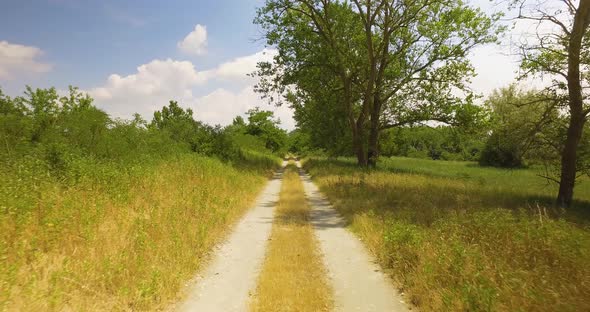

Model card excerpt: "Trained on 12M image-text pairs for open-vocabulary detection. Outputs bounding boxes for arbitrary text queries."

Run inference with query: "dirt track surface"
[299,164,408,312]
[177,164,284,312]
[177,160,408,311]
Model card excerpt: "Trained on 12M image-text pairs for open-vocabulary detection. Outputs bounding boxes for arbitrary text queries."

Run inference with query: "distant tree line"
[0,85,287,181]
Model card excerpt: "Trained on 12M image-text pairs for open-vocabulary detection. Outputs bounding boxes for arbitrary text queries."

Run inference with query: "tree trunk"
[367,128,379,168]
[557,0,590,208]
[353,126,368,166]
[557,115,586,207]
[341,74,368,167]
[356,3,377,168]
[367,96,382,168]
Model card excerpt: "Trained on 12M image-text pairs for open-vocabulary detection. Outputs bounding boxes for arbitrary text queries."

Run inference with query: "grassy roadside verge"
[1,153,278,311]
[250,164,332,312]
[304,157,590,311]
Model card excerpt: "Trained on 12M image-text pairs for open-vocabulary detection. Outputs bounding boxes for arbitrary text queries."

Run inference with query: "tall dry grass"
[305,157,590,311]
[250,165,332,312]
[1,154,277,311]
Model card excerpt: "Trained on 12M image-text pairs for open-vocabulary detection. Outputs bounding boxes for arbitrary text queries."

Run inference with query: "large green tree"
[254,0,501,166]
[245,107,288,153]
[151,100,215,153]
[480,85,561,168]
[514,0,590,207]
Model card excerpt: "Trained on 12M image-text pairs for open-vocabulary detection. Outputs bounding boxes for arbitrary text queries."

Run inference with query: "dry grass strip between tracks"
[250,164,333,312]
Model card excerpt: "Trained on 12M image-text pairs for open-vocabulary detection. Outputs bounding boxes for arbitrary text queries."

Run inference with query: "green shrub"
[479,131,524,168]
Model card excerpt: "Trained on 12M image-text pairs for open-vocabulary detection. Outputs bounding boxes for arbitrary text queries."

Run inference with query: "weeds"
[1,153,278,311]
[305,157,590,311]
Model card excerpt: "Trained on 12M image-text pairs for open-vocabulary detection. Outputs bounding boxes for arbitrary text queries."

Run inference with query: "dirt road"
[177,164,285,311]
[300,166,408,311]
[177,161,407,311]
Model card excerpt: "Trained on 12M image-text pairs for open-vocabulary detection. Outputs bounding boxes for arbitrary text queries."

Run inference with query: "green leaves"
[480,84,562,168]
[245,108,288,153]
[0,84,280,179]
[254,0,502,160]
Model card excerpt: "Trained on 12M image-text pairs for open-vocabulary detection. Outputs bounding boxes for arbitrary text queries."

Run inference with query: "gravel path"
[298,163,408,312]
[177,163,284,312]
[177,160,408,311]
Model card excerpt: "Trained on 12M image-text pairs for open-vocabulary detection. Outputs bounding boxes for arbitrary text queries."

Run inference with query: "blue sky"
[1,0,265,89]
[0,0,529,130]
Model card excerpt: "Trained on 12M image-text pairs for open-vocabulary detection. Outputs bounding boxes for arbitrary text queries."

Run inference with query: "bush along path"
[177,160,408,312]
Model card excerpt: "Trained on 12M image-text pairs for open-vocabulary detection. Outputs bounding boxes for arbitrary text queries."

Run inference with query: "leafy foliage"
[478,85,557,167]
[244,107,288,153]
[254,0,502,165]
[0,86,288,173]
[381,126,485,161]
[479,132,525,168]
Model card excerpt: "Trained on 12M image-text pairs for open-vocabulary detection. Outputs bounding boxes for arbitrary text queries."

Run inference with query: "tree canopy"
[254,0,503,166]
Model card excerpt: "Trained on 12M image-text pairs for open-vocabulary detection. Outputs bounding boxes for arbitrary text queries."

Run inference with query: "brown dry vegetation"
[305,157,590,312]
[1,155,277,311]
[250,164,333,312]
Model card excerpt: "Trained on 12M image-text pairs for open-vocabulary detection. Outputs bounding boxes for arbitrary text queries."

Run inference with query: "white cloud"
[88,49,295,130]
[178,24,208,55]
[89,58,206,118]
[0,41,52,80]
[190,86,295,129]
[209,48,277,81]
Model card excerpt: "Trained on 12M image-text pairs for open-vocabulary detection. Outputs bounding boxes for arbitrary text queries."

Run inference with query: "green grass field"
[304,156,590,311]
[381,157,590,203]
